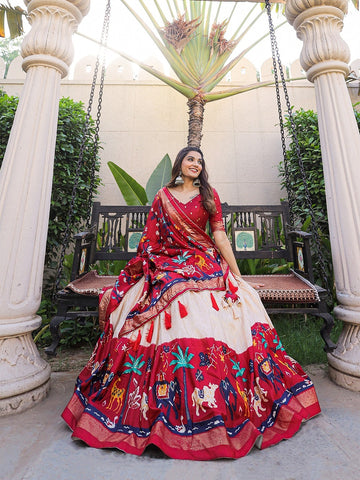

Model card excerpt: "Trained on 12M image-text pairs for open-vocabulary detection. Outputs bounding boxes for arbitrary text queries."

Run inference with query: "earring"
[193,178,201,187]
[175,172,184,185]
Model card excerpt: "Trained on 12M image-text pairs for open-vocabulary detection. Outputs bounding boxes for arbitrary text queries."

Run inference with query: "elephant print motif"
[153,377,181,419]
[257,353,284,392]
[192,383,218,416]
[219,377,237,420]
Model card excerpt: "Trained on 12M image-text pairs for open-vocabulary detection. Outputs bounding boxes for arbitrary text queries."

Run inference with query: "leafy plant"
[91,260,127,276]
[238,257,291,276]
[0,35,21,77]
[59,317,99,349]
[0,88,17,158]
[108,152,172,205]
[48,97,102,284]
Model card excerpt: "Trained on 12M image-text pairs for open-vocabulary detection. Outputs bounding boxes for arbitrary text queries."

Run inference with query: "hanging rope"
[264,0,332,296]
[53,0,111,295]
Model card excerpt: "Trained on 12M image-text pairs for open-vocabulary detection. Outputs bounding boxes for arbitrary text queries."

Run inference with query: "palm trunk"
[120,372,132,422]
[183,367,191,426]
[187,96,206,148]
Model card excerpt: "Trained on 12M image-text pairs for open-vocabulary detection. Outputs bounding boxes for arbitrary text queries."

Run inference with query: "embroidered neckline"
[166,187,200,205]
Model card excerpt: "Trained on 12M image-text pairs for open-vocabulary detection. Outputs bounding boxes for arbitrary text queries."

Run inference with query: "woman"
[62,147,320,460]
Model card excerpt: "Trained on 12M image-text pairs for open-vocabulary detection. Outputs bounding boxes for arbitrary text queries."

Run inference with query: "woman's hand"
[246,281,265,290]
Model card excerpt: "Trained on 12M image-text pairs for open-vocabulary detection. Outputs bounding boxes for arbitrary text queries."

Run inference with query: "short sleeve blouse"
[209,189,225,233]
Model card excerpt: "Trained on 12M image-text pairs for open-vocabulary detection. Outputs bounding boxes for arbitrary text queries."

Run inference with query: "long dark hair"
[167,146,216,214]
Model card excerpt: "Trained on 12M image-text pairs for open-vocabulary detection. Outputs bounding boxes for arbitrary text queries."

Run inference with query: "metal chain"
[85,3,111,227]
[267,27,296,227]
[265,0,332,295]
[54,0,111,295]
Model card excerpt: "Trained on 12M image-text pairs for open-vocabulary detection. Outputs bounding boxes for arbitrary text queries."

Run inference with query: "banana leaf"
[146,153,172,203]
[108,161,148,205]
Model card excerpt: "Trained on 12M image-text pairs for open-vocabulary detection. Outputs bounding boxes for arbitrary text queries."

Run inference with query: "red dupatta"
[100,188,228,336]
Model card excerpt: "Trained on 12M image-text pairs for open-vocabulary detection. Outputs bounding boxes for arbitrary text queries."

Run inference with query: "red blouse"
[167,188,225,233]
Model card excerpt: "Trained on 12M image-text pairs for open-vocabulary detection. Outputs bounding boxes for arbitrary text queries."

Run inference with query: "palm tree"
[80,0,287,148]
[170,345,194,425]
[116,0,287,148]
[79,0,360,147]
[120,352,146,421]
[0,1,26,39]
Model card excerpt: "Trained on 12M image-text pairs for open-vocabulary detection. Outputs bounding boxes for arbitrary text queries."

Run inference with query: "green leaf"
[301,215,312,232]
[108,161,148,205]
[203,80,275,103]
[0,9,5,38]
[145,153,172,203]
[7,8,23,39]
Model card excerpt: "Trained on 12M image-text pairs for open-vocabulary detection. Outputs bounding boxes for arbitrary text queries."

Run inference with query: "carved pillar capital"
[285,0,350,82]
[21,0,90,77]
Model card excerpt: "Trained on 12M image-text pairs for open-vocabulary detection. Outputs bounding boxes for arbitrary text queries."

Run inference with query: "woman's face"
[181,151,203,180]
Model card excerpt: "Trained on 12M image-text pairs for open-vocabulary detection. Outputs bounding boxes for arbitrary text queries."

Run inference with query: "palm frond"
[0,3,25,39]
[203,80,276,103]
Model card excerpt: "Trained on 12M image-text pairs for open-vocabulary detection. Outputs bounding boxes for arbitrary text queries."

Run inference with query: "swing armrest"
[74,230,94,240]
[71,231,96,281]
[286,231,314,284]
[287,230,312,239]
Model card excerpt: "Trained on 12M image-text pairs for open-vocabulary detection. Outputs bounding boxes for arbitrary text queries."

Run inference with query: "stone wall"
[1,54,359,206]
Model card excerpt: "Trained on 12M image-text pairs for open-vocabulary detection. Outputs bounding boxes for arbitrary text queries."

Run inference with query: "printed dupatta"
[100,188,229,336]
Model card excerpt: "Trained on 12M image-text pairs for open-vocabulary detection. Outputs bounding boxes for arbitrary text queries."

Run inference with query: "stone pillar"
[0,0,90,415]
[286,0,360,391]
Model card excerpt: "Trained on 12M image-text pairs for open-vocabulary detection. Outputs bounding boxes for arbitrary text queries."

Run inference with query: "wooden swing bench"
[45,201,336,356]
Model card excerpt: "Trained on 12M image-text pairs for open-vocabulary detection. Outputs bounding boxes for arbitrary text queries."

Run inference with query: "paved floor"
[1,364,359,480]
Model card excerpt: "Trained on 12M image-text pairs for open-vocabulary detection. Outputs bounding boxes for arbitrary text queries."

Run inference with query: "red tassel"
[210,292,219,311]
[165,311,172,329]
[133,330,141,351]
[178,301,188,318]
[146,321,154,343]
[228,279,238,294]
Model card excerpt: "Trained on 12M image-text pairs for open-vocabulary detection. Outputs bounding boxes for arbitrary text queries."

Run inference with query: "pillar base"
[0,320,51,416]
[0,377,51,416]
[327,310,360,392]
[328,364,360,392]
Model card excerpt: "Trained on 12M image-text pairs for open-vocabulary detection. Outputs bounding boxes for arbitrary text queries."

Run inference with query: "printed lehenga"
[62,187,320,460]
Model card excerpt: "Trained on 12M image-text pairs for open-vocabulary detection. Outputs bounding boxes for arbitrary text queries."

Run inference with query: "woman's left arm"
[210,189,263,288]
[213,230,264,289]
[213,230,241,277]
